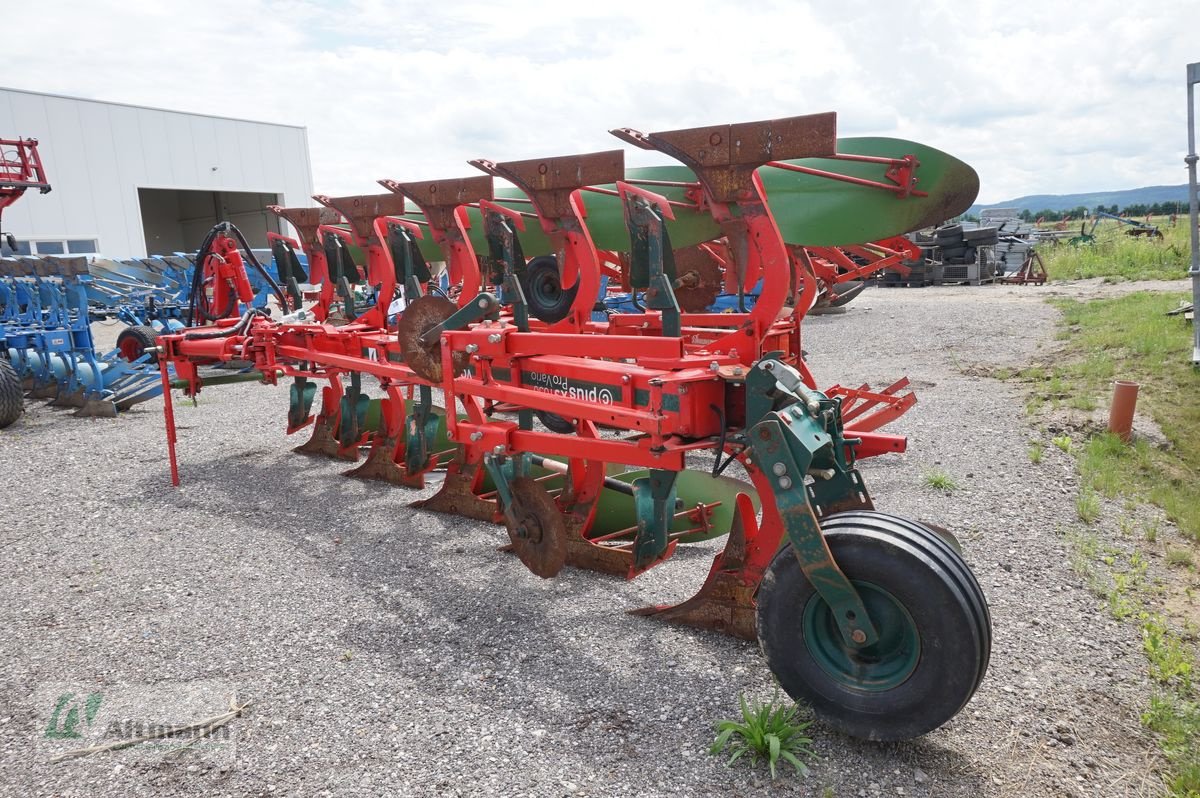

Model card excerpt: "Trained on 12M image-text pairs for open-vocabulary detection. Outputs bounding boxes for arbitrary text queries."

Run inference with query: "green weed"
[1053,435,1072,453]
[1028,443,1044,464]
[710,692,816,780]
[1076,489,1101,524]
[922,469,958,493]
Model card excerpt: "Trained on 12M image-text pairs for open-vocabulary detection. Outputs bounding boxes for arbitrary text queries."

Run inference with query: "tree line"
[1013,201,1188,222]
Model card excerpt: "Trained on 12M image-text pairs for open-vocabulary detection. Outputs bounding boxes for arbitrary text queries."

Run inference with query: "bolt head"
[487,333,501,344]
[778,476,792,490]
[772,462,787,476]
[851,630,867,644]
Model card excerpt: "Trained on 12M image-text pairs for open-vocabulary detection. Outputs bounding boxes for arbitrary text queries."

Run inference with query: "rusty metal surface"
[343,436,425,488]
[395,295,467,383]
[628,504,758,639]
[505,477,568,579]
[293,418,357,461]
[671,244,724,312]
[559,514,633,576]
[613,114,837,203]
[415,466,499,522]
[471,150,624,219]
[267,206,342,248]
[313,193,408,242]
[382,176,493,230]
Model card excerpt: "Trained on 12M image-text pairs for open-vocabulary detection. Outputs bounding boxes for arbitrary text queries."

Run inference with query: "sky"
[3,0,1197,204]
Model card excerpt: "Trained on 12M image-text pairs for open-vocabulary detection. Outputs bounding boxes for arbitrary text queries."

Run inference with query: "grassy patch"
[1028,443,1044,464]
[1031,289,1200,794]
[1049,293,1200,541]
[1039,218,1190,282]
[922,469,958,492]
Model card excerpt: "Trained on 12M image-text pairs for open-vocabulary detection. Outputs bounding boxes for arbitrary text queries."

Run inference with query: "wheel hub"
[505,477,567,578]
[802,580,920,692]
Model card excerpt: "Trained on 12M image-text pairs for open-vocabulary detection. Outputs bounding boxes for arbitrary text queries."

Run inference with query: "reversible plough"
[155,113,990,741]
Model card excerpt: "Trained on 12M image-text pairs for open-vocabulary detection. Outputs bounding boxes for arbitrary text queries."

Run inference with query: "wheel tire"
[116,325,159,362]
[0,358,23,429]
[757,510,990,741]
[535,410,575,433]
[520,255,577,324]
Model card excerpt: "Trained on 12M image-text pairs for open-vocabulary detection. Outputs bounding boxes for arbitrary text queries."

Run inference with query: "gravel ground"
[0,279,1183,797]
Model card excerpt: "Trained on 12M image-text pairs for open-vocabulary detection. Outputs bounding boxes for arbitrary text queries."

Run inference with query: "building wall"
[0,87,314,257]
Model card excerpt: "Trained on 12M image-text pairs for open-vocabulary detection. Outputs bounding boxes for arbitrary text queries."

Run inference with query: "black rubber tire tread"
[757,510,990,740]
[935,224,963,237]
[963,228,998,242]
[520,255,577,324]
[825,511,991,691]
[116,325,160,362]
[0,357,24,429]
[535,410,575,434]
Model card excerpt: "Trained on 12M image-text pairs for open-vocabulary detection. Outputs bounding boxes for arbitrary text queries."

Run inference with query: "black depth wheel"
[520,255,577,324]
[0,357,23,429]
[116,325,160,363]
[756,510,990,741]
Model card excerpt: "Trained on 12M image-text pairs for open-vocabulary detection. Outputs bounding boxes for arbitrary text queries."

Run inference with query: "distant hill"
[968,184,1191,215]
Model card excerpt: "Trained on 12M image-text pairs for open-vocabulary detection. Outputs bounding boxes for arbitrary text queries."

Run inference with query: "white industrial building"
[0,87,314,258]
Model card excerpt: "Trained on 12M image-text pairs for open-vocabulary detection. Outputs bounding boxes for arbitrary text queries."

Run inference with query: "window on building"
[0,238,99,257]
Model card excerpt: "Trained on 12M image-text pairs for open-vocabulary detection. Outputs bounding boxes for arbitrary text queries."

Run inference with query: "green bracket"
[404,384,440,474]
[337,372,370,444]
[483,210,531,332]
[622,193,681,337]
[483,452,532,514]
[747,356,879,649]
[415,292,501,348]
[337,275,357,318]
[288,376,317,428]
[388,223,432,300]
[630,468,678,570]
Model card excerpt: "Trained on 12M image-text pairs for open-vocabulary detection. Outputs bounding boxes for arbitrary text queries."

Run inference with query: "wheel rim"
[117,336,142,362]
[801,580,920,692]
[528,269,562,310]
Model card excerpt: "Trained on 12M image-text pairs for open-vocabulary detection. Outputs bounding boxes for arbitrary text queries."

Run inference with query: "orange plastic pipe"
[1107,380,1140,443]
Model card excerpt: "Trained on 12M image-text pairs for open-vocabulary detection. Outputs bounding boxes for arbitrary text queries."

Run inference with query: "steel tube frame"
[1187,61,1200,365]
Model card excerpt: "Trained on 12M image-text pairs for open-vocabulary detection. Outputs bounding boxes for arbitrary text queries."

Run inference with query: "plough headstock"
[470,150,624,220]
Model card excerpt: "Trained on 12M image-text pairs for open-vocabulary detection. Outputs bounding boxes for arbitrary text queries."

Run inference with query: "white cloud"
[4,0,1197,203]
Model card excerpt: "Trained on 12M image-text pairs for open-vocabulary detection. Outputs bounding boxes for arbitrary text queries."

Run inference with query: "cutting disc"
[672,245,724,312]
[506,477,567,579]
[396,295,468,382]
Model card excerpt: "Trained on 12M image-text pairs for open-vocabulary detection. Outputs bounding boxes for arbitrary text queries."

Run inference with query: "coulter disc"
[506,477,568,579]
[396,295,468,383]
[672,245,724,312]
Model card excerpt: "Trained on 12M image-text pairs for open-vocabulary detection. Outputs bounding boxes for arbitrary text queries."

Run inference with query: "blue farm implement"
[0,256,165,422]
[156,112,990,742]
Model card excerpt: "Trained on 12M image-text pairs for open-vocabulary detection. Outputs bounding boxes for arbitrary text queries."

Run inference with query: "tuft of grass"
[1076,489,1101,524]
[1166,548,1195,570]
[1052,435,1072,453]
[1028,443,1044,464]
[710,692,816,780]
[922,469,958,493]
